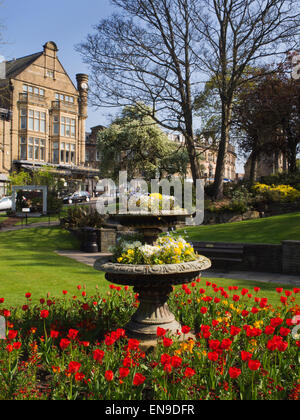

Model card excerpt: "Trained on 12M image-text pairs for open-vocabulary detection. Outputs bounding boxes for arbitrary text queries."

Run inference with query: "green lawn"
[0,225,298,308]
[180,212,300,244]
[0,227,106,307]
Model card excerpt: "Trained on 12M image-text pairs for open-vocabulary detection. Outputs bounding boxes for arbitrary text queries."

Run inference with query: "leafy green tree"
[9,168,63,214]
[97,104,190,181]
[8,171,32,188]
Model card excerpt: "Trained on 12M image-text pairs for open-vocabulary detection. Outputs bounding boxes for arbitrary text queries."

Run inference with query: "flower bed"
[0,282,299,400]
[111,235,198,265]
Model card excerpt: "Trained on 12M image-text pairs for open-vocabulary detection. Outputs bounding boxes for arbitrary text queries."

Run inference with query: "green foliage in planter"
[60,207,105,229]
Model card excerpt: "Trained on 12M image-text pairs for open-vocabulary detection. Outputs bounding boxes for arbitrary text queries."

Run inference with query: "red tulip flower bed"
[0,281,299,400]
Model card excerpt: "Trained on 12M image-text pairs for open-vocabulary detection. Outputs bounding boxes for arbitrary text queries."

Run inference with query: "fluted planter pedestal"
[95,258,211,348]
[127,284,181,338]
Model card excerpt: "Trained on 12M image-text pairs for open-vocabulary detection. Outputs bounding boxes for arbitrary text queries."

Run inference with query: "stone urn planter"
[95,257,211,343]
[94,212,211,346]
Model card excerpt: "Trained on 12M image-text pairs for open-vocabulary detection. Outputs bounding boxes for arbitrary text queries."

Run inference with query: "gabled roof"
[5,52,43,79]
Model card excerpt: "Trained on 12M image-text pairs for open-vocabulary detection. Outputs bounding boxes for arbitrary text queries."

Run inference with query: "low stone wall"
[282,241,300,275]
[193,240,300,274]
[262,201,300,217]
[98,228,117,253]
[68,227,117,253]
[204,201,300,225]
[237,243,282,273]
[204,210,260,225]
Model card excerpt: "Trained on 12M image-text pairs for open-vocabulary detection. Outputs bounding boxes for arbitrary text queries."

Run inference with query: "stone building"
[244,151,288,181]
[84,125,105,194]
[85,125,105,170]
[167,133,237,182]
[0,41,99,197]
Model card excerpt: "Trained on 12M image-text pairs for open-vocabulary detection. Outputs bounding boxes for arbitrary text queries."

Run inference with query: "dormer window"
[46,69,54,78]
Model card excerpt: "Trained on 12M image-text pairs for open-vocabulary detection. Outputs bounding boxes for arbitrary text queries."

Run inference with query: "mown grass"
[179,212,300,244]
[0,226,298,308]
[0,227,106,307]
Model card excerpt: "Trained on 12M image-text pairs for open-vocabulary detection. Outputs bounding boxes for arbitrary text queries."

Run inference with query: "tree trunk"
[287,137,297,173]
[213,101,232,200]
[184,107,202,185]
[249,152,258,186]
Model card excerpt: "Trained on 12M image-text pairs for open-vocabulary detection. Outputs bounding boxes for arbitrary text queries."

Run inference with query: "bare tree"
[78,0,300,194]
[194,0,300,198]
[77,0,205,184]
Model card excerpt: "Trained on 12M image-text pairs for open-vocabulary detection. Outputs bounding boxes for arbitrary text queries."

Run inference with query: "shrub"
[252,183,300,203]
[224,184,253,202]
[261,172,300,189]
[209,199,250,214]
[60,207,105,229]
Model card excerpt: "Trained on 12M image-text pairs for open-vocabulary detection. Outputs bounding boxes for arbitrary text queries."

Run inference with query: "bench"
[193,241,244,267]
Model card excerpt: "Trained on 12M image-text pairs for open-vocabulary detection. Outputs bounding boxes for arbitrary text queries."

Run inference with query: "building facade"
[85,125,105,170]
[0,41,99,197]
[244,151,288,181]
[167,133,237,182]
[84,128,237,185]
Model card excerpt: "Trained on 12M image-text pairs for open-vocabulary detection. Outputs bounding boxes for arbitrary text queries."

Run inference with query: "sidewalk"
[55,250,112,267]
[55,250,300,286]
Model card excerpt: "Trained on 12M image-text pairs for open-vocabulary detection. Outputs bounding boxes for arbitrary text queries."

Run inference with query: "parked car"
[0,196,12,211]
[63,191,91,205]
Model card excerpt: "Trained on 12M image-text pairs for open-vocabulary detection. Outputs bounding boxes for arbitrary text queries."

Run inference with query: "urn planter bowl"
[109,212,189,245]
[95,257,211,343]
[94,213,211,347]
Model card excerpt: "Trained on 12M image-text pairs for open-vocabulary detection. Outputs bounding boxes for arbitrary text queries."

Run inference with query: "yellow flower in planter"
[174,247,182,255]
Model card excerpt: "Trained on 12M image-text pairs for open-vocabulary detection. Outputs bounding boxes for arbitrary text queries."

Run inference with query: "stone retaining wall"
[282,241,300,275]
[193,240,300,274]
[204,201,300,225]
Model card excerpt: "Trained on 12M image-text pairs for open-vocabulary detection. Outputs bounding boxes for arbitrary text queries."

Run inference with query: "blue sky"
[1,0,117,130]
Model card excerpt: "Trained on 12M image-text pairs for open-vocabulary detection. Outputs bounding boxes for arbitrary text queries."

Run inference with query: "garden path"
[55,250,300,287]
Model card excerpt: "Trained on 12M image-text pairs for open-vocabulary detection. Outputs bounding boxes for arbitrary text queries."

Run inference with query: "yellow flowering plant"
[253,183,300,203]
[113,233,198,265]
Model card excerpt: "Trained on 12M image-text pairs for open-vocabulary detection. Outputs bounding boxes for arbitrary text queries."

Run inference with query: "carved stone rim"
[94,256,211,275]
